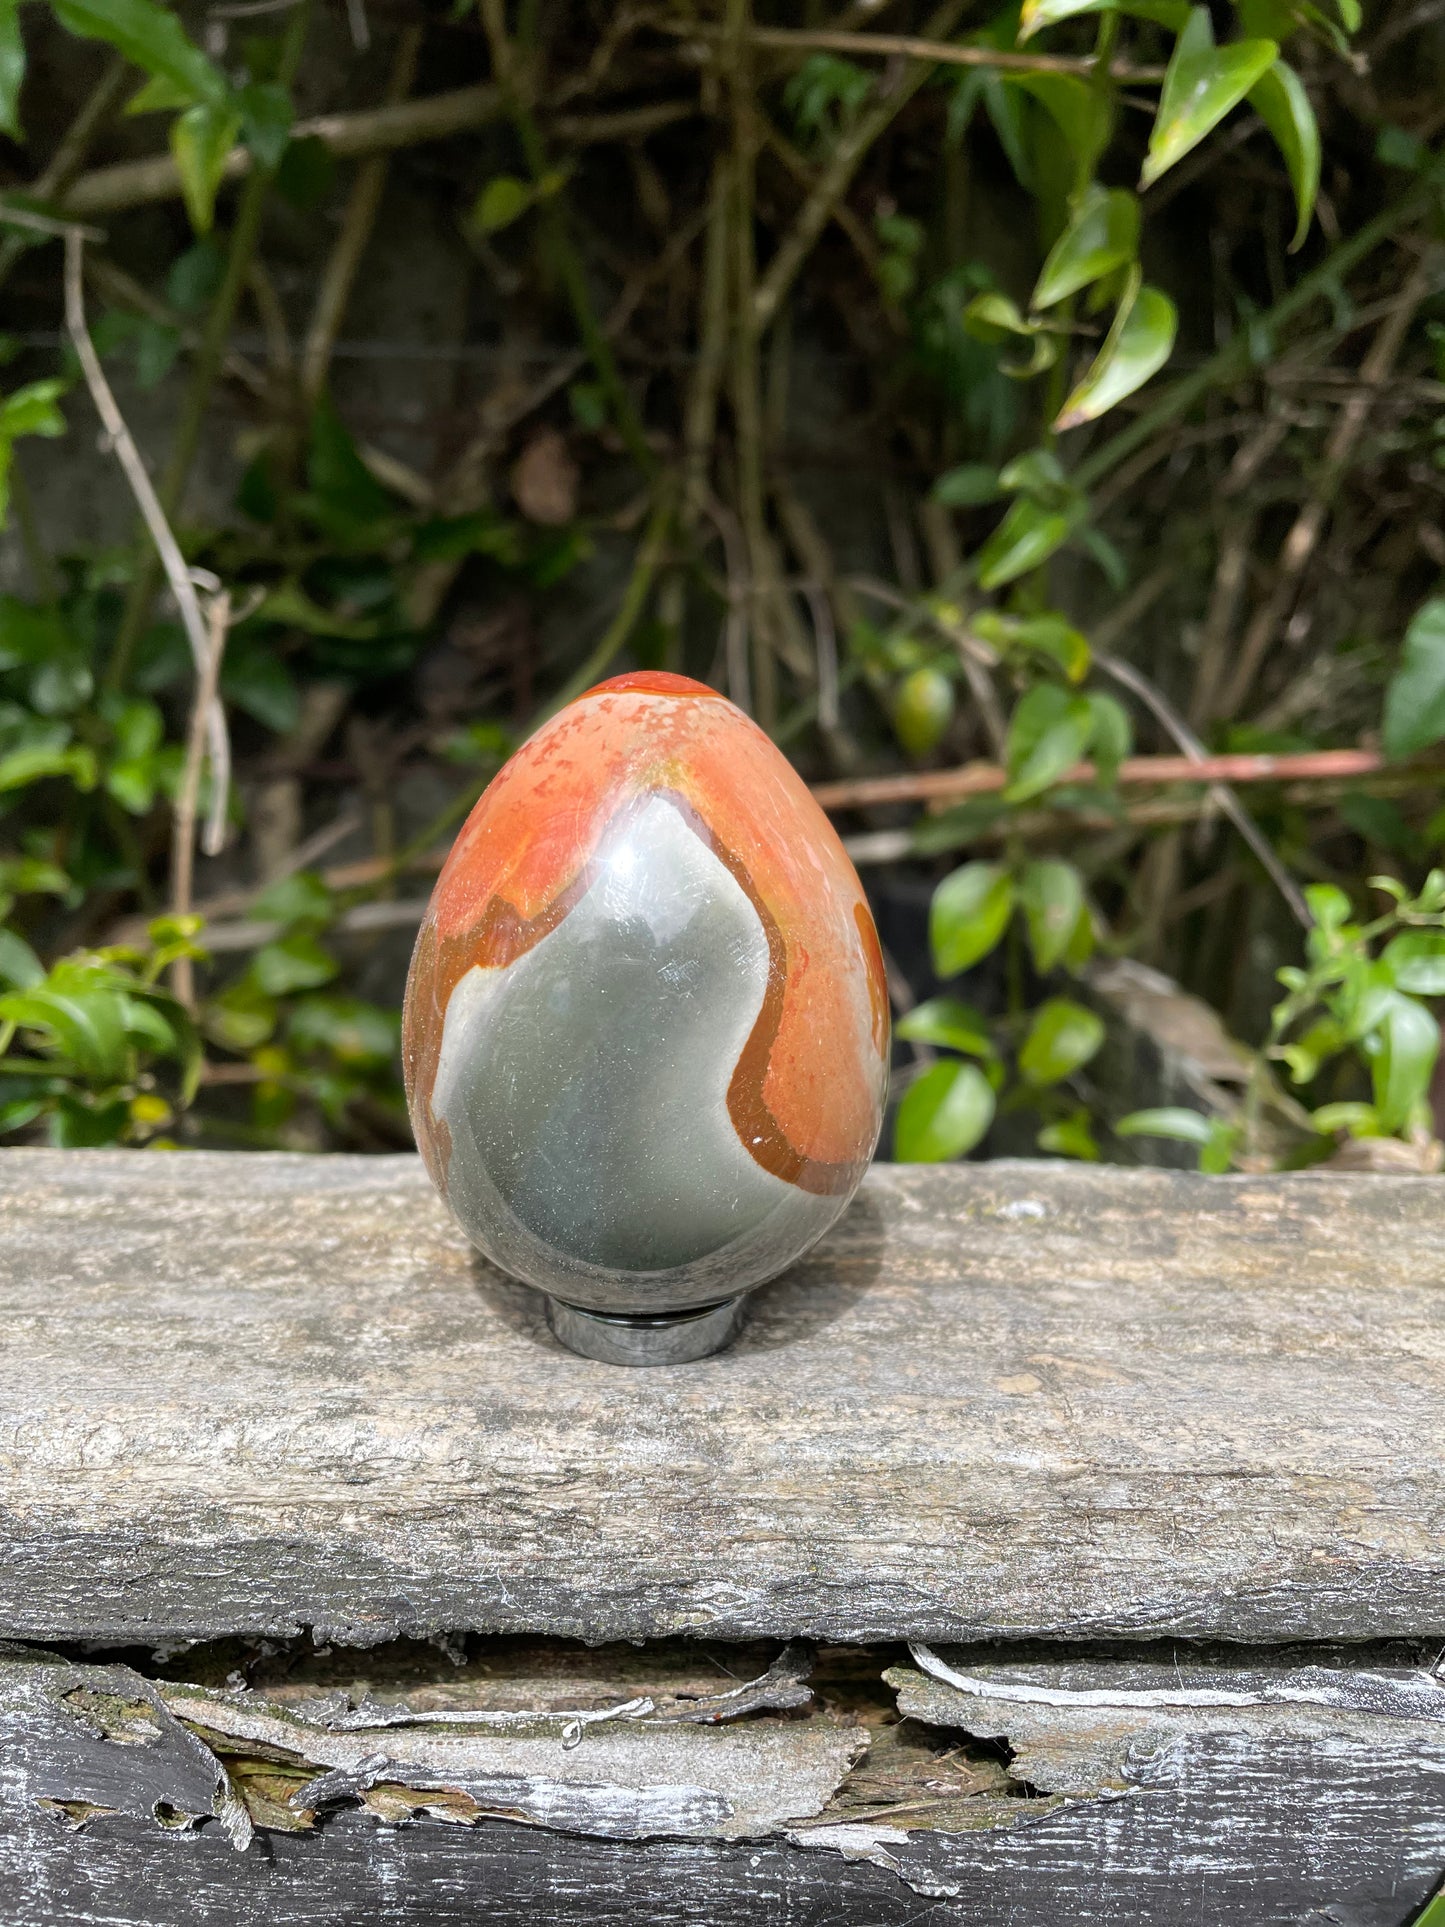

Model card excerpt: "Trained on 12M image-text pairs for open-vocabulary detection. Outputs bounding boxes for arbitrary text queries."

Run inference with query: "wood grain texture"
[3,1645,1445,1926]
[2,1148,1443,1647]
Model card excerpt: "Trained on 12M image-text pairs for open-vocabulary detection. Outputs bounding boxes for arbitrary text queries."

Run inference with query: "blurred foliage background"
[2,0,1445,1170]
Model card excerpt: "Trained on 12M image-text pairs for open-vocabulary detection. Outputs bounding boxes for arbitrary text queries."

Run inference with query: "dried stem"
[666,20,1165,82]
[1215,253,1438,719]
[63,230,230,858]
[299,25,424,409]
[1093,652,1311,927]
[809,745,1390,811]
[171,593,231,1010]
[751,0,967,334]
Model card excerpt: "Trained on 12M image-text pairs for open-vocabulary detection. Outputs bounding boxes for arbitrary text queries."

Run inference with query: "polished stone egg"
[402,671,889,1361]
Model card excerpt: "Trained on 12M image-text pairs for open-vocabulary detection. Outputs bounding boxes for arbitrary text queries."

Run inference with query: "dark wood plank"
[3,1148,1444,1646]
[3,1643,1444,1927]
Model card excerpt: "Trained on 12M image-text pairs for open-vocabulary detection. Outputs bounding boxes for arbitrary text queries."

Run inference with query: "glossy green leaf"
[1037,1110,1101,1159]
[170,101,243,234]
[52,0,225,107]
[895,1059,996,1162]
[251,931,338,996]
[1383,931,1445,997]
[287,995,399,1065]
[1005,684,1095,800]
[895,997,996,1058]
[974,611,1091,682]
[931,861,1015,977]
[1005,74,1113,190]
[1369,992,1438,1132]
[975,496,1078,590]
[253,869,332,926]
[0,742,96,792]
[0,927,42,990]
[893,666,955,757]
[125,70,195,114]
[0,0,23,141]
[933,463,1002,507]
[1116,1105,1215,1143]
[1383,598,1445,761]
[1086,690,1132,781]
[474,174,533,235]
[1056,275,1177,430]
[1019,996,1105,1085]
[1019,0,1189,40]
[1140,9,1278,189]
[238,81,293,171]
[1019,859,1086,972]
[1249,62,1320,251]
[1,379,66,441]
[1033,187,1140,311]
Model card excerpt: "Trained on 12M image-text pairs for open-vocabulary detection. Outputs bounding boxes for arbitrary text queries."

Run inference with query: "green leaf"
[0,927,42,989]
[894,1060,996,1162]
[237,81,293,171]
[306,393,393,525]
[974,611,1091,682]
[474,175,534,235]
[52,0,226,107]
[287,994,399,1065]
[1005,684,1094,800]
[1055,274,1178,430]
[1383,598,1445,761]
[220,644,300,734]
[253,869,332,925]
[1116,1105,1215,1143]
[1032,187,1140,311]
[1019,859,1085,972]
[1019,0,1189,40]
[1005,74,1113,190]
[1369,992,1438,1133]
[1383,931,1445,997]
[0,0,23,141]
[893,666,955,757]
[1037,1110,1100,1159]
[1086,690,1132,781]
[1141,9,1278,189]
[1249,62,1320,251]
[931,861,1016,977]
[125,70,196,114]
[975,496,1079,590]
[933,463,1002,507]
[251,931,338,996]
[1,378,67,440]
[895,996,996,1058]
[170,101,243,234]
[0,742,96,792]
[1019,996,1105,1085]
[0,982,129,1083]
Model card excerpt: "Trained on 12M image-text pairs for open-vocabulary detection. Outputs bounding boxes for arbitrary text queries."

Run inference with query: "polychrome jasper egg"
[402,671,889,1363]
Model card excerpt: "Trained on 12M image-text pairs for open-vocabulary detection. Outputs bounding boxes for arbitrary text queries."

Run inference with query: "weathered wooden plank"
[2,1148,1444,1646]
[2,1643,1444,1925]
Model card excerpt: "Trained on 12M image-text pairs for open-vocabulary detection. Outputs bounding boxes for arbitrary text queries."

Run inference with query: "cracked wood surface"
[2,1643,1444,1924]
[1,1148,1443,1646]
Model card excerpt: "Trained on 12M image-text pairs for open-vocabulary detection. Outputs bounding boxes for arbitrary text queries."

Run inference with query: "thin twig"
[0,204,104,242]
[300,25,423,409]
[752,0,967,334]
[58,93,695,220]
[663,19,1165,81]
[809,745,1389,811]
[171,593,231,1010]
[1093,652,1310,927]
[63,230,231,857]
[1215,253,1439,720]
[546,494,674,713]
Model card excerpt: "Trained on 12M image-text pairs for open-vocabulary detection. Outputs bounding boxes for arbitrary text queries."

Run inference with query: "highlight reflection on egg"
[402,671,889,1361]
